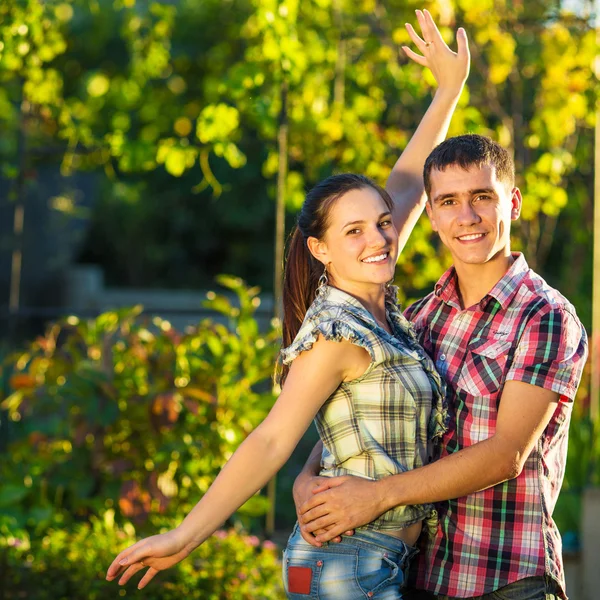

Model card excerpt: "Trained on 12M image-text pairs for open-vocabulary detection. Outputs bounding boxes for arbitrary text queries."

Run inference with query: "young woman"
[106,10,469,598]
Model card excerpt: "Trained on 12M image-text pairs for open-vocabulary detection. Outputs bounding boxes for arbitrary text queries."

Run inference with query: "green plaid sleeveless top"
[281,285,447,533]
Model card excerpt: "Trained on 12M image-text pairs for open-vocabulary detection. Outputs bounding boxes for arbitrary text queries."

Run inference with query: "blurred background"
[0,0,598,598]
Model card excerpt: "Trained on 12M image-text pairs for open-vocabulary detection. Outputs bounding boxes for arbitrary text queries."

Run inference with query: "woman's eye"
[379,220,392,227]
[347,228,360,235]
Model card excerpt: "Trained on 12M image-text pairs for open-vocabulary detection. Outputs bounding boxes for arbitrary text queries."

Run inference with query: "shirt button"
[439,354,446,362]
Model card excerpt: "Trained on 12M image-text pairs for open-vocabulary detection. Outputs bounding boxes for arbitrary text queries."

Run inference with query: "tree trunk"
[591,29,600,421]
[273,80,289,323]
[9,93,28,342]
[266,78,289,536]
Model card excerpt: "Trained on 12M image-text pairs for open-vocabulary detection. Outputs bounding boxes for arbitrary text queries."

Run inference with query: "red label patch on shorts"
[288,566,312,594]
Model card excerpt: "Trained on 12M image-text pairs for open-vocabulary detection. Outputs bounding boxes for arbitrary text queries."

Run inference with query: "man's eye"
[476,195,492,201]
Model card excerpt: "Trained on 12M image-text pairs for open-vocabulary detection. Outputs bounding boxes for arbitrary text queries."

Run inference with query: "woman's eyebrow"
[341,212,391,229]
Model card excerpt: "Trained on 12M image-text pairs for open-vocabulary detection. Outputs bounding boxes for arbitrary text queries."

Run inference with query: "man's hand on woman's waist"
[299,475,388,543]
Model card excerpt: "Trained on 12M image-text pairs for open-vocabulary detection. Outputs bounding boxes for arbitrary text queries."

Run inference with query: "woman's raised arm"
[387,9,470,252]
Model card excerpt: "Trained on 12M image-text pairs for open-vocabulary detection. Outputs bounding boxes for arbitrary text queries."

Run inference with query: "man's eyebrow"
[341,212,391,230]
[432,188,497,204]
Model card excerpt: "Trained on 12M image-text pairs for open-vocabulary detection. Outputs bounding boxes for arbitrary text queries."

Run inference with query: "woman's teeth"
[362,253,388,263]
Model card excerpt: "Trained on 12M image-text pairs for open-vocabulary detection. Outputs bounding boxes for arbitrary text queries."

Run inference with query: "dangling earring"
[316,264,329,298]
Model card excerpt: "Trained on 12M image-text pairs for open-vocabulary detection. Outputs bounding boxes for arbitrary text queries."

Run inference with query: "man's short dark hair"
[423,134,515,198]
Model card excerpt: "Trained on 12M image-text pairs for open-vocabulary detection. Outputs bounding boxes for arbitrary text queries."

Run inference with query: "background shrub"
[1,512,284,599]
[0,277,284,597]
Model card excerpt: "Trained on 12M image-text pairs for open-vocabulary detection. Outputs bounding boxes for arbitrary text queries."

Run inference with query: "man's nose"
[457,202,481,226]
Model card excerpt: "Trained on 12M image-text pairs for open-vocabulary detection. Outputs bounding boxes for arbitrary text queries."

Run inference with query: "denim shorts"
[283,523,418,599]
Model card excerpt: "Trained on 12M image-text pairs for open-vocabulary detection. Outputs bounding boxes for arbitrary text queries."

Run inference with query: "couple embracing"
[106,10,587,600]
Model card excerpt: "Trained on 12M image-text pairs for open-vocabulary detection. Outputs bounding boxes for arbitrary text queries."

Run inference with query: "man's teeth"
[362,253,388,263]
[458,233,485,241]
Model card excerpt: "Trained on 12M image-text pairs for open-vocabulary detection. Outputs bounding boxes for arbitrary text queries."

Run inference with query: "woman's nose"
[366,227,388,248]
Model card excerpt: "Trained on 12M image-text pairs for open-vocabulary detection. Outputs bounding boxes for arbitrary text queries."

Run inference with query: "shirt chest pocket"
[456,337,513,397]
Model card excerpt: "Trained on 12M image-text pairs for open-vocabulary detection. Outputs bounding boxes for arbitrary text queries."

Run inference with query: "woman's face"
[310,186,398,293]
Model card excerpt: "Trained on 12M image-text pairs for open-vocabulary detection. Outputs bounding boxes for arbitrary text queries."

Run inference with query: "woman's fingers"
[405,21,427,53]
[118,562,147,586]
[456,27,470,59]
[106,550,134,580]
[117,547,149,569]
[421,9,448,48]
[402,46,427,67]
[416,9,434,46]
[137,567,160,590]
[106,541,150,580]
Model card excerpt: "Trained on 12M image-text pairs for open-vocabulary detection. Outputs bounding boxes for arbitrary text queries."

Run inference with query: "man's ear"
[510,187,523,221]
[425,201,438,232]
[307,236,329,266]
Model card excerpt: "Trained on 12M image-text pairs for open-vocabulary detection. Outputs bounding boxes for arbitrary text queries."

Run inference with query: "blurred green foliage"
[0,277,278,537]
[0,0,597,574]
[1,513,284,599]
[0,0,595,320]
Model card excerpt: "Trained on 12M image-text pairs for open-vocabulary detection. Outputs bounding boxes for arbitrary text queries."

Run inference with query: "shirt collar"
[433,252,529,311]
[321,284,402,325]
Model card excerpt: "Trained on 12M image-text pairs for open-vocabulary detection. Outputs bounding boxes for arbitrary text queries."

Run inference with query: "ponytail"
[277,226,321,384]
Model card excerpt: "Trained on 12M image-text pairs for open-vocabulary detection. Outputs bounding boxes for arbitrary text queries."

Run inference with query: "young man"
[293,135,588,600]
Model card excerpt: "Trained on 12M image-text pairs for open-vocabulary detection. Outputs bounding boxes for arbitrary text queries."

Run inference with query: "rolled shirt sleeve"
[506,305,588,402]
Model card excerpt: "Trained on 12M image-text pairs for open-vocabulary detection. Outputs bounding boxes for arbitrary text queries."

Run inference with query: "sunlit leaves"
[0,0,71,76]
[0,0,596,300]
[214,141,247,169]
[23,67,63,105]
[156,138,197,176]
[86,72,110,97]
[197,103,240,143]
[533,24,595,147]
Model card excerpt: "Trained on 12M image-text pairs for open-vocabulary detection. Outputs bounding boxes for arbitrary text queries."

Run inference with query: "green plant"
[0,275,279,535]
[1,511,284,599]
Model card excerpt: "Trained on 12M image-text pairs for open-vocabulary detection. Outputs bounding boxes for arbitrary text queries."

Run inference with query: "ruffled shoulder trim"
[280,318,375,367]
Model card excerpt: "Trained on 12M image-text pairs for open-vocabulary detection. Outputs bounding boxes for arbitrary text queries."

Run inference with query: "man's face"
[425,163,522,269]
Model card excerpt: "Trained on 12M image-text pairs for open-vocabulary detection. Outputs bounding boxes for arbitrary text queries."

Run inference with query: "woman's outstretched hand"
[403,9,470,93]
[105,528,193,590]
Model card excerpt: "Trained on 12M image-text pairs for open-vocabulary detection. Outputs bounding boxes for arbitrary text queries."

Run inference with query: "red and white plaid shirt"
[404,253,588,599]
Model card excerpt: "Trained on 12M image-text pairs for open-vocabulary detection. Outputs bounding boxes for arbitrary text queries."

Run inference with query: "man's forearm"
[377,435,518,511]
[299,440,323,478]
[293,440,323,505]
[378,383,559,511]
